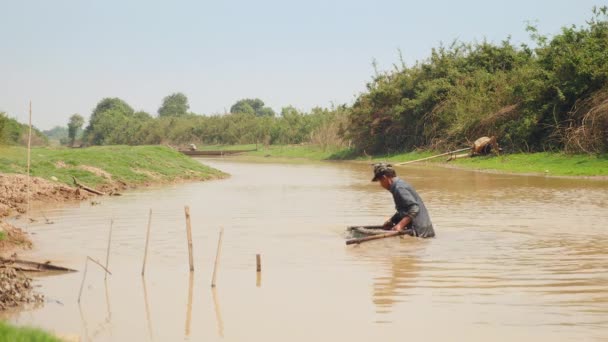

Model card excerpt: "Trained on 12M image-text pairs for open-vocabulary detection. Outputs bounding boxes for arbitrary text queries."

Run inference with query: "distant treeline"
[0,113,47,146]
[4,8,608,155]
[74,96,348,150]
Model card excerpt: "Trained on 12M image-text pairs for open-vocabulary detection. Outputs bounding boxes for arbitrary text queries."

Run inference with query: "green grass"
[0,321,61,342]
[350,150,608,176]
[244,144,347,160]
[449,152,608,177]
[0,231,5,241]
[197,144,259,151]
[235,144,608,177]
[0,145,225,187]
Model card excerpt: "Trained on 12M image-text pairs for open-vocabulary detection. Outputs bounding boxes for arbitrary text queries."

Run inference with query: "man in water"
[372,163,435,238]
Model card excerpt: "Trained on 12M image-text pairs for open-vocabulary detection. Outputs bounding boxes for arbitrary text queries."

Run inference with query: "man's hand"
[392,216,411,232]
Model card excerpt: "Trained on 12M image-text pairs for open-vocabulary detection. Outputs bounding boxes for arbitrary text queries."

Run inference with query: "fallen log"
[72,176,106,196]
[0,257,77,273]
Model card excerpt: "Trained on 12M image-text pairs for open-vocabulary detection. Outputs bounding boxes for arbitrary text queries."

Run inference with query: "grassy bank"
[235,144,608,177]
[0,145,225,187]
[0,321,61,342]
[199,144,344,160]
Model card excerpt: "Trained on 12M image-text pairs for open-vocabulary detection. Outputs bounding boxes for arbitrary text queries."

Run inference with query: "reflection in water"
[185,272,194,337]
[256,272,262,288]
[78,303,91,342]
[104,279,112,338]
[373,251,421,315]
[142,277,154,341]
[212,288,224,338]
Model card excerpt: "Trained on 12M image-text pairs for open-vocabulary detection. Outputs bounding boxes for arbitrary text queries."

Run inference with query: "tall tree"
[230,98,275,117]
[84,98,134,145]
[0,112,6,144]
[67,114,84,146]
[158,92,190,117]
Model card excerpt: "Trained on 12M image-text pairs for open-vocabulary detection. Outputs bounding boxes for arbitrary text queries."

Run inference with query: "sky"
[0,0,604,130]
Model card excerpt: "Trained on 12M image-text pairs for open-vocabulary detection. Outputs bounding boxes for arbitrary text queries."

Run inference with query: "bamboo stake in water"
[185,272,194,336]
[141,209,153,276]
[77,258,89,303]
[256,254,262,272]
[211,228,224,288]
[78,256,112,303]
[212,287,224,338]
[256,253,262,287]
[142,277,154,340]
[185,206,194,272]
[26,101,32,221]
[105,219,113,280]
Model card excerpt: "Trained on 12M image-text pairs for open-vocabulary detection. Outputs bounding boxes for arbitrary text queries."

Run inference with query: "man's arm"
[393,184,420,231]
[392,215,412,232]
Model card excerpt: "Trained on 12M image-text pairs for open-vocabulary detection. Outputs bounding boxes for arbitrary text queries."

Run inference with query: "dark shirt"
[389,178,435,238]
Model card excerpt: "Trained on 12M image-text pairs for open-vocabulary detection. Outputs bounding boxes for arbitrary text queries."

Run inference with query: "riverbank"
[0,144,225,291]
[0,145,226,219]
[235,145,608,178]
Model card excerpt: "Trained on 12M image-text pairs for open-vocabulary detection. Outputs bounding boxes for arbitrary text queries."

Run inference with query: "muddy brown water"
[4,159,608,341]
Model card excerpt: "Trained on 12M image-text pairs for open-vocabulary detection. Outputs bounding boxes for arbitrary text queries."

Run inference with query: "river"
[5,158,608,341]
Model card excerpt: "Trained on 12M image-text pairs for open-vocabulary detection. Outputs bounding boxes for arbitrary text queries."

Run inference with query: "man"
[372,163,435,238]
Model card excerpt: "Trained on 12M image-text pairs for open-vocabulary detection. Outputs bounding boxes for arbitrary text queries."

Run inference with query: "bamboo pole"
[211,228,224,288]
[26,101,32,220]
[394,147,471,165]
[87,256,112,274]
[141,209,152,276]
[77,256,112,303]
[185,206,194,272]
[104,219,113,280]
[345,230,408,245]
[212,288,224,338]
[142,277,154,340]
[77,258,89,303]
[185,272,194,336]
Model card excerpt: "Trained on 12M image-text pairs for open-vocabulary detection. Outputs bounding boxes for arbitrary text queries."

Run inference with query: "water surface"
[6,159,608,341]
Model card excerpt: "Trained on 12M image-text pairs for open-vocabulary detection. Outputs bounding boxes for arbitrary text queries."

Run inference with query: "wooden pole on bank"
[26,101,32,219]
[141,209,152,276]
[185,206,194,272]
[104,219,113,280]
[395,147,471,165]
[211,228,224,288]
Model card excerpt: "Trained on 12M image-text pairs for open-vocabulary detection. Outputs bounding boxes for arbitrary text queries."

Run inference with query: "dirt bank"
[0,221,31,255]
[0,265,44,311]
[0,173,92,218]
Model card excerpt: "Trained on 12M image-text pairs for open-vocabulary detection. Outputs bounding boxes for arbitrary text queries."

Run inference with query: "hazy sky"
[0,0,603,129]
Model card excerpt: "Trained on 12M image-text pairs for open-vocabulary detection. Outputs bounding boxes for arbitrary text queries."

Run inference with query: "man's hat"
[371,163,394,181]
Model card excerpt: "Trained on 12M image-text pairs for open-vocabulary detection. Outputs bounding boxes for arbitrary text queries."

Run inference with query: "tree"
[67,114,84,146]
[230,98,275,117]
[84,98,134,145]
[0,112,6,144]
[158,92,190,117]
